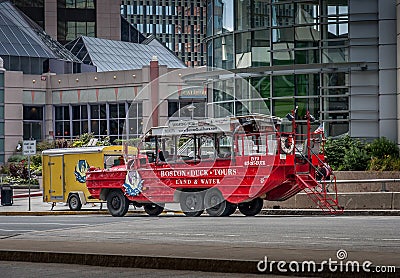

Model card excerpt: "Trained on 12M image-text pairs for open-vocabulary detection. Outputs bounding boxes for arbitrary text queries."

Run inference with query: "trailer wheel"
[107,190,129,217]
[144,203,164,216]
[238,198,264,216]
[204,188,227,217]
[68,194,82,211]
[180,191,204,217]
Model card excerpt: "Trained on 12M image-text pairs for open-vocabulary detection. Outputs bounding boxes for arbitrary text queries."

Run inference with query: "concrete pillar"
[44,0,57,40]
[0,58,5,165]
[397,0,400,145]
[44,73,56,141]
[150,56,160,128]
[3,71,23,162]
[96,0,121,40]
[378,0,398,141]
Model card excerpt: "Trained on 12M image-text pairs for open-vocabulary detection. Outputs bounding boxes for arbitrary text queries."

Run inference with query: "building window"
[65,0,95,9]
[23,106,44,141]
[55,105,70,137]
[54,102,143,142]
[57,0,96,44]
[72,105,88,136]
[127,102,143,138]
[90,104,107,136]
[168,101,206,119]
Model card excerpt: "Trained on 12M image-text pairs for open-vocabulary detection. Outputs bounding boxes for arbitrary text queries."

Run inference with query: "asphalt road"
[0,215,399,254]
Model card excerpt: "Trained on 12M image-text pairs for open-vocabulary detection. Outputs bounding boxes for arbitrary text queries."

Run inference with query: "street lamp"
[186,104,196,119]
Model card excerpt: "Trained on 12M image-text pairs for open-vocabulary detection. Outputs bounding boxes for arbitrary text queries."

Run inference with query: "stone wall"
[334,171,400,192]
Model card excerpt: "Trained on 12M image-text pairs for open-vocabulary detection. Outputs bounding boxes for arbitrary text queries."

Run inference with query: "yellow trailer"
[42,145,134,210]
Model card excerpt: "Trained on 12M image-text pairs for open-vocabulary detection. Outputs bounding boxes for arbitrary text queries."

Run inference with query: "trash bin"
[1,185,13,206]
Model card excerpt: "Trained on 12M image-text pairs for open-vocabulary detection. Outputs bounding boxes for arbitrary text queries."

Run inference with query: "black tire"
[204,188,227,217]
[68,194,82,211]
[221,201,237,216]
[238,198,264,216]
[180,191,204,217]
[144,203,164,216]
[106,190,129,217]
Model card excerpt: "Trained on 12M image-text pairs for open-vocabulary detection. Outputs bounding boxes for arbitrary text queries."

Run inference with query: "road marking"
[322,237,351,240]
[78,231,133,234]
[0,223,88,226]
[0,229,35,232]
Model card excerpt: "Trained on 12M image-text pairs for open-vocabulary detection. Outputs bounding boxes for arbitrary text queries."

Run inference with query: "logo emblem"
[74,160,90,183]
[123,170,143,196]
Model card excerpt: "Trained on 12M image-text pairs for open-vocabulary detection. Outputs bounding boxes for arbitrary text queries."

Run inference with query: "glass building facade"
[120,0,207,67]
[12,0,96,45]
[57,0,96,44]
[206,0,351,137]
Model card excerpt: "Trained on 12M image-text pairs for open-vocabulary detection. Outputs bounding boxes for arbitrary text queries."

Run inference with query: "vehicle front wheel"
[144,203,164,216]
[238,198,264,216]
[68,194,82,211]
[106,190,129,217]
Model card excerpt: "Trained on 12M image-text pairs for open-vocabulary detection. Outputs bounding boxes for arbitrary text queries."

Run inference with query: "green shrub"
[72,133,111,147]
[369,156,400,171]
[7,155,27,163]
[114,138,141,147]
[96,136,111,146]
[324,135,366,170]
[342,145,370,171]
[366,137,399,159]
[36,140,55,152]
[31,154,42,167]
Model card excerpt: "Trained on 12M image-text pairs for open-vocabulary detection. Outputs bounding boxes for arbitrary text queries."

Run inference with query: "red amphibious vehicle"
[86,111,343,217]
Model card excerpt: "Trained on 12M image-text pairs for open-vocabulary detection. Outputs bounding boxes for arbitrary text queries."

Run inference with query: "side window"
[104,155,125,169]
[178,136,194,159]
[199,136,216,159]
[242,136,255,155]
[218,135,232,158]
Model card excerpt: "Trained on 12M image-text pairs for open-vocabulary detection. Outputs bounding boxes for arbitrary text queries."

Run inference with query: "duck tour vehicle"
[85,111,343,217]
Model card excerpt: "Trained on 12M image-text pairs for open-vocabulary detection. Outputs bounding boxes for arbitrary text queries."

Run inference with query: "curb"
[0,192,42,200]
[0,250,397,277]
[13,192,42,198]
[0,210,183,216]
[260,209,400,216]
[1,209,400,216]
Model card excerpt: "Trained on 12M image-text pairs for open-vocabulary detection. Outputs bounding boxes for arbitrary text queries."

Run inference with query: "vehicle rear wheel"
[144,203,164,216]
[238,198,264,216]
[106,190,129,217]
[221,201,237,216]
[68,194,82,211]
[180,191,204,217]
[204,188,227,217]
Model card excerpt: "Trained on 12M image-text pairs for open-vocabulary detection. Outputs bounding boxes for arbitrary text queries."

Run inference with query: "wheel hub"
[185,195,197,210]
[111,197,120,208]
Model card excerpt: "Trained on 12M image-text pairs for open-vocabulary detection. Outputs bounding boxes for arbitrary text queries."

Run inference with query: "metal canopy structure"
[65,35,186,72]
[0,0,83,74]
[0,0,80,61]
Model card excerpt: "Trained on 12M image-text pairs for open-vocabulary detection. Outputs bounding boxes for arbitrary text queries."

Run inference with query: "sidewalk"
[1,191,400,216]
